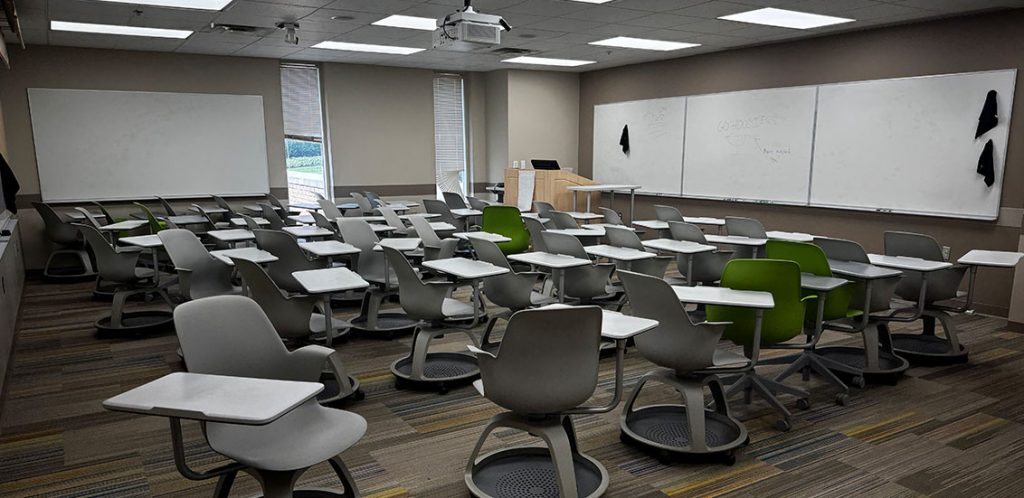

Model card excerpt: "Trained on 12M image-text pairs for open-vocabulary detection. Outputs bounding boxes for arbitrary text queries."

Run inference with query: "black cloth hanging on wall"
[0,152,19,214]
[977,139,995,187]
[619,125,630,154]
[976,90,998,138]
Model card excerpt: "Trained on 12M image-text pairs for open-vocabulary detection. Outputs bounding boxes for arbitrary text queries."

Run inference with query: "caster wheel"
[796,398,811,410]
[722,453,736,466]
[775,419,792,432]
[353,389,366,401]
[851,376,866,388]
[834,393,848,406]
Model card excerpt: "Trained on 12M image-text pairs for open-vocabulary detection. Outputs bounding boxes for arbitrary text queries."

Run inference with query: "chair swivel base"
[95,310,174,336]
[815,346,909,385]
[310,316,355,344]
[620,405,744,465]
[43,266,97,281]
[317,372,364,403]
[468,447,607,498]
[392,353,480,393]
[350,313,418,339]
[888,334,968,365]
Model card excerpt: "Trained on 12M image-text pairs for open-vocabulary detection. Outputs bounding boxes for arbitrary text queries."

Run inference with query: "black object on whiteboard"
[977,139,995,187]
[619,125,630,154]
[976,90,998,138]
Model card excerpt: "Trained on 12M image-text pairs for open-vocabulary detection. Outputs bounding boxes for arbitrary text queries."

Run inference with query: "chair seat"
[529,291,558,306]
[702,349,751,371]
[442,297,475,318]
[134,267,156,281]
[207,401,366,472]
[309,314,351,334]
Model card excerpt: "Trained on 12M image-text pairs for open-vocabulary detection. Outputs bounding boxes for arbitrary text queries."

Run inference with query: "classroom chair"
[618,271,748,462]
[706,259,812,431]
[523,216,549,253]
[265,193,291,214]
[541,231,616,304]
[158,229,240,300]
[422,198,460,227]
[33,202,96,279]
[480,205,530,254]
[533,201,555,218]
[668,221,733,285]
[89,201,120,225]
[253,229,327,294]
[75,207,129,297]
[259,204,288,230]
[241,213,263,231]
[318,197,345,220]
[464,306,608,498]
[725,217,767,258]
[408,215,456,261]
[173,296,365,498]
[192,204,230,230]
[77,224,173,334]
[232,258,361,403]
[763,240,859,404]
[442,191,469,209]
[598,207,624,226]
[470,237,554,350]
[378,206,413,237]
[383,246,479,392]
[883,231,970,362]
[351,192,379,216]
[654,204,684,222]
[156,196,177,217]
[466,196,491,211]
[362,191,383,208]
[211,195,236,217]
[605,225,672,278]
[548,210,580,230]
[337,219,412,339]
[134,202,171,233]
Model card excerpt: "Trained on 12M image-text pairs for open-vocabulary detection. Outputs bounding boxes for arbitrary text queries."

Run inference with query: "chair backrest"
[480,205,530,254]
[378,206,410,236]
[259,204,286,230]
[523,217,548,253]
[310,211,337,233]
[725,217,767,238]
[33,202,80,244]
[158,228,213,271]
[466,196,489,211]
[266,193,288,212]
[74,207,104,230]
[814,236,869,264]
[382,246,446,320]
[442,191,468,210]
[471,238,535,311]
[363,191,383,208]
[479,306,603,414]
[884,231,945,261]
[232,257,315,340]
[77,224,139,282]
[132,203,165,234]
[653,204,684,222]
[318,198,344,219]
[351,192,375,213]
[156,196,177,216]
[542,231,588,259]
[337,219,386,281]
[533,201,555,218]
[620,271,722,373]
[707,259,806,347]
[408,214,441,247]
[548,211,579,230]
[884,231,966,303]
[173,296,304,380]
[422,199,457,225]
[815,237,898,313]
[253,229,324,292]
[598,207,623,226]
[211,195,234,215]
[90,201,117,224]
[191,204,219,228]
[766,240,853,321]
[241,214,262,231]
[605,226,643,250]
[668,221,710,244]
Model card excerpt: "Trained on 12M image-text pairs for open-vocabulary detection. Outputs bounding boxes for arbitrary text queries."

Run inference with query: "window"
[281,63,329,203]
[433,74,468,197]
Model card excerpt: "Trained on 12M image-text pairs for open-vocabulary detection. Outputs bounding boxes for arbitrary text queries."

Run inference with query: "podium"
[504,168,596,212]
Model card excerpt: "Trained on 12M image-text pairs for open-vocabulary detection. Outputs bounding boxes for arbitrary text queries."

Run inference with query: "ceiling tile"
[322,0,421,14]
[669,1,765,19]
[214,1,319,27]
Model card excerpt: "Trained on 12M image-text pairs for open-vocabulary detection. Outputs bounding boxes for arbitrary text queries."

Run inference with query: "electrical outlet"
[941,245,951,261]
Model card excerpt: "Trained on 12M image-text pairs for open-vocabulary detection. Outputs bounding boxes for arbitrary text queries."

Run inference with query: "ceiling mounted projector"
[433,0,512,52]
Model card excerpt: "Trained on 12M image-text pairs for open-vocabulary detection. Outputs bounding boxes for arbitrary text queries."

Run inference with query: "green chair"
[134,202,170,233]
[480,205,529,254]
[763,240,861,404]
[706,259,812,431]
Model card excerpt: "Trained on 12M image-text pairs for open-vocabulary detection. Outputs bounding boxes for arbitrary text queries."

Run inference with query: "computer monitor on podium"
[531,159,560,170]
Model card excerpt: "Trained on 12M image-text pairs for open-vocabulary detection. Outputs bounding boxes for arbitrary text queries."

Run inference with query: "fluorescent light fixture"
[590,36,699,51]
[311,41,425,55]
[372,14,437,31]
[568,0,615,3]
[91,0,231,11]
[50,20,192,39]
[503,56,595,67]
[719,7,854,29]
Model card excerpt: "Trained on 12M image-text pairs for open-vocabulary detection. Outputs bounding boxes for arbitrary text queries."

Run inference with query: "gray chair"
[548,211,580,230]
[541,231,616,304]
[618,271,748,461]
[469,238,555,350]
[318,198,344,220]
[523,216,549,253]
[156,196,177,217]
[442,191,469,210]
[351,192,379,216]
[883,231,970,362]
[191,204,229,230]
[598,207,624,226]
[253,229,327,294]
[384,246,478,392]
[466,196,491,211]
[33,202,95,279]
[465,306,608,498]
[173,296,365,498]
[211,195,236,217]
[423,198,460,227]
[378,206,412,237]
[408,215,457,261]
[605,226,671,278]
[669,221,734,285]
[259,204,287,230]
[533,201,555,218]
[241,213,263,231]
[158,229,240,300]
[654,204,684,222]
[336,220,394,287]
[266,193,291,214]
[725,216,767,258]
[232,258,361,403]
[337,219,413,338]
[78,224,173,334]
[362,191,383,208]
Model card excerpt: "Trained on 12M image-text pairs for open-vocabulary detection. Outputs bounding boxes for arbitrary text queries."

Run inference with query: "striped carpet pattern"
[3,276,1024,497]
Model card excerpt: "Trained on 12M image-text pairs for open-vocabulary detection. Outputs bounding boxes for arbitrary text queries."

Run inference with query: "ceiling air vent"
[208,23,276,36]
[490,47,533,56]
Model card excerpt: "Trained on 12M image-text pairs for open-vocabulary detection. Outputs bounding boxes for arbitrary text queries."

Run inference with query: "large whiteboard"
[593,97,685,195]
[683,86,817,204]
[29,88,270,202]
[810,70,1015,220]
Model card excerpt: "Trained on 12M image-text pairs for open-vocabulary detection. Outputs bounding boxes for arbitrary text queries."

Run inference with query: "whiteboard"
[592,97,685,195]
[29,88,269,202]
[682,86,817,205]
[810,70,1016,220]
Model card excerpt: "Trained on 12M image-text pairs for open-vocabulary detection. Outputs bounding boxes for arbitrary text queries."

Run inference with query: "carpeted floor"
[3,275,1024,497]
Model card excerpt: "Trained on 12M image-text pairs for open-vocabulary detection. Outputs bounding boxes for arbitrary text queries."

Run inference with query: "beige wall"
[578,9,1024,316]
[508,70,580,171]
[485,70,509,184]
[0,96,8,158]
[465,72,488,192]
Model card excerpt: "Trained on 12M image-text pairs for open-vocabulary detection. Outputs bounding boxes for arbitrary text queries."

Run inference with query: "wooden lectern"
[504,168,596,212]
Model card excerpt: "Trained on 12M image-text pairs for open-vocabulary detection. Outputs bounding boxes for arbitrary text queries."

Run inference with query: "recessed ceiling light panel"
[311,41,425,55]
[50,20,192,39]
[372,15,437,31]
[92,0,232,11]
[502,56,595,67]
[590,36,699,51]
[719,7,854,29]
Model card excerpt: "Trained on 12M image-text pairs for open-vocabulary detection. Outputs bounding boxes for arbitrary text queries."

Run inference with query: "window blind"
[433,74,467,194]
[281,63,323,140]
